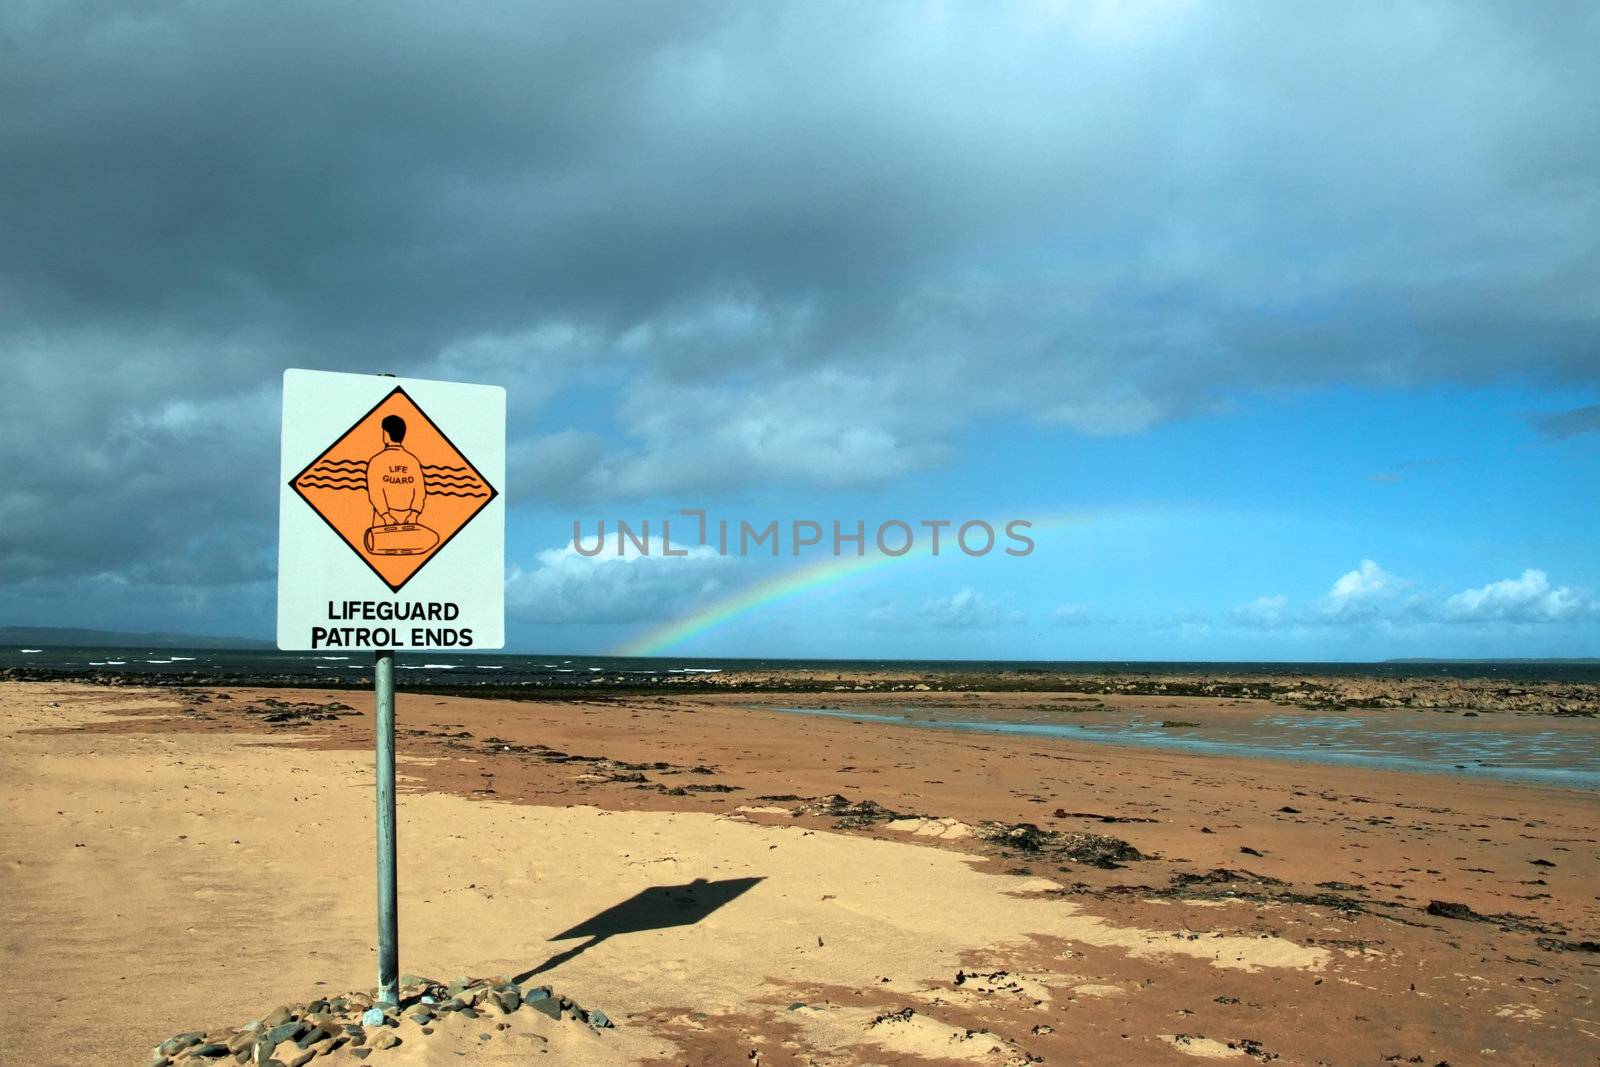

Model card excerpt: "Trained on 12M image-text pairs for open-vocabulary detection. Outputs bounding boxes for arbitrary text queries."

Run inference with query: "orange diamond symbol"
[289,386,498,592]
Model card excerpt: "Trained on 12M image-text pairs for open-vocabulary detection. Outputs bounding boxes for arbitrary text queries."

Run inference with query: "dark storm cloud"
[1,0,1597,619]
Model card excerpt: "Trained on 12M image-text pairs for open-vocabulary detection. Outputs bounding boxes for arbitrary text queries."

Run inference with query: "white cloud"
[506,536,730,624]
[1442,569,1596,623]
[870,587,1025,630]
[1328,558,1397,601]
[1051,603,1095,626]
[923,588,1025,629]
[1317,558,1411,619]
[1231,594,1289,628]
[1234,561,1598,632]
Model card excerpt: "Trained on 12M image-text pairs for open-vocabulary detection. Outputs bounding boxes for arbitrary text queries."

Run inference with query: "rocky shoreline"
[2,664,1594,716]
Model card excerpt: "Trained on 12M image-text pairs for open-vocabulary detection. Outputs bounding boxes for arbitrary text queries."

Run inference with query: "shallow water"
[763,706,1600,790]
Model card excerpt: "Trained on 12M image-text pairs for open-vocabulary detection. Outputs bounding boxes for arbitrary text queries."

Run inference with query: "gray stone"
[157,1033,205,1056]
[262,1021,304,1048]
[293,1027,330,1050]
[420,995,436,1005]
[359,1007,386,1028]
[588,1009,613,1028]
[527,998,561,1021]
[521,986,552,1006]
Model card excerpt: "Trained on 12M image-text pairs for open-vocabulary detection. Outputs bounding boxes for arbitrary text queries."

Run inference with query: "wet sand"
[2,680,1597,1065]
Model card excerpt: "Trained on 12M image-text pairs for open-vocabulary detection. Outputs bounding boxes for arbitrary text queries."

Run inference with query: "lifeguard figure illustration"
[363,414,441,556]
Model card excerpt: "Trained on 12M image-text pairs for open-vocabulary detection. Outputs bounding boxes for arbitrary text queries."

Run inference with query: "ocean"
[3,645,1600,687]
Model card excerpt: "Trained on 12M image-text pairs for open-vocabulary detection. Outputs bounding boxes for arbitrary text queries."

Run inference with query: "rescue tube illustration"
[364,522,441,556]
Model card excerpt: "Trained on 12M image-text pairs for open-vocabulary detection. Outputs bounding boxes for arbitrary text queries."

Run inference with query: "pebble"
[371,1031,401,1051]
[359,1007,386,1028]
[157,1033,205,1056]
[589,1009,613,1028]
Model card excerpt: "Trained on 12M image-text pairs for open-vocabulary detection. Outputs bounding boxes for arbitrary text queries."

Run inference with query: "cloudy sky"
[3,1,1597,660]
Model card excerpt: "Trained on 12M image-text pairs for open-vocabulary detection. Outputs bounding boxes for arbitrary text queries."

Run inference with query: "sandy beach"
[3,678,1596,1065]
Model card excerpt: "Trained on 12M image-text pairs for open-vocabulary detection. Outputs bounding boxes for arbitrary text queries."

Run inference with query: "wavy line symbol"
[297,480,365,491]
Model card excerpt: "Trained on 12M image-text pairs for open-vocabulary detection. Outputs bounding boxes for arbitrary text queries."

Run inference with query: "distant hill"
[1385,657,1599,665]
[0,625,273,650]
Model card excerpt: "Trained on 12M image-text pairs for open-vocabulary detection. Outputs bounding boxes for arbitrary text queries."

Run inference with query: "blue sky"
[1,2,1596,660]
[509,381,1600,659]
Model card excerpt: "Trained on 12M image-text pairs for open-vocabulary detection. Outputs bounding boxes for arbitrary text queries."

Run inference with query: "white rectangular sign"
[277,369,505,651]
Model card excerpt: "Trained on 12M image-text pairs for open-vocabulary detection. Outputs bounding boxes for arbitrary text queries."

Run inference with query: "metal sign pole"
[374,648,399,1007]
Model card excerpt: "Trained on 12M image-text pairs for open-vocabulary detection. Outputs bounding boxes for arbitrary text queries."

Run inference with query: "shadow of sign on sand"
[517,876,764,980]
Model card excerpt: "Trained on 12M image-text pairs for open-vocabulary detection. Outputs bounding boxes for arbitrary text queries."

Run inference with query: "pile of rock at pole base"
[149,975,613,1065]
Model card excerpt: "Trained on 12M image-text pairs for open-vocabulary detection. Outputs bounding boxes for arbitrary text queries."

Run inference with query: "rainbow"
[613,513,1090,657]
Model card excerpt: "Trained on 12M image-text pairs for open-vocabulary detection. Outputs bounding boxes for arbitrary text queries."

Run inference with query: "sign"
[278,370,505,650]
